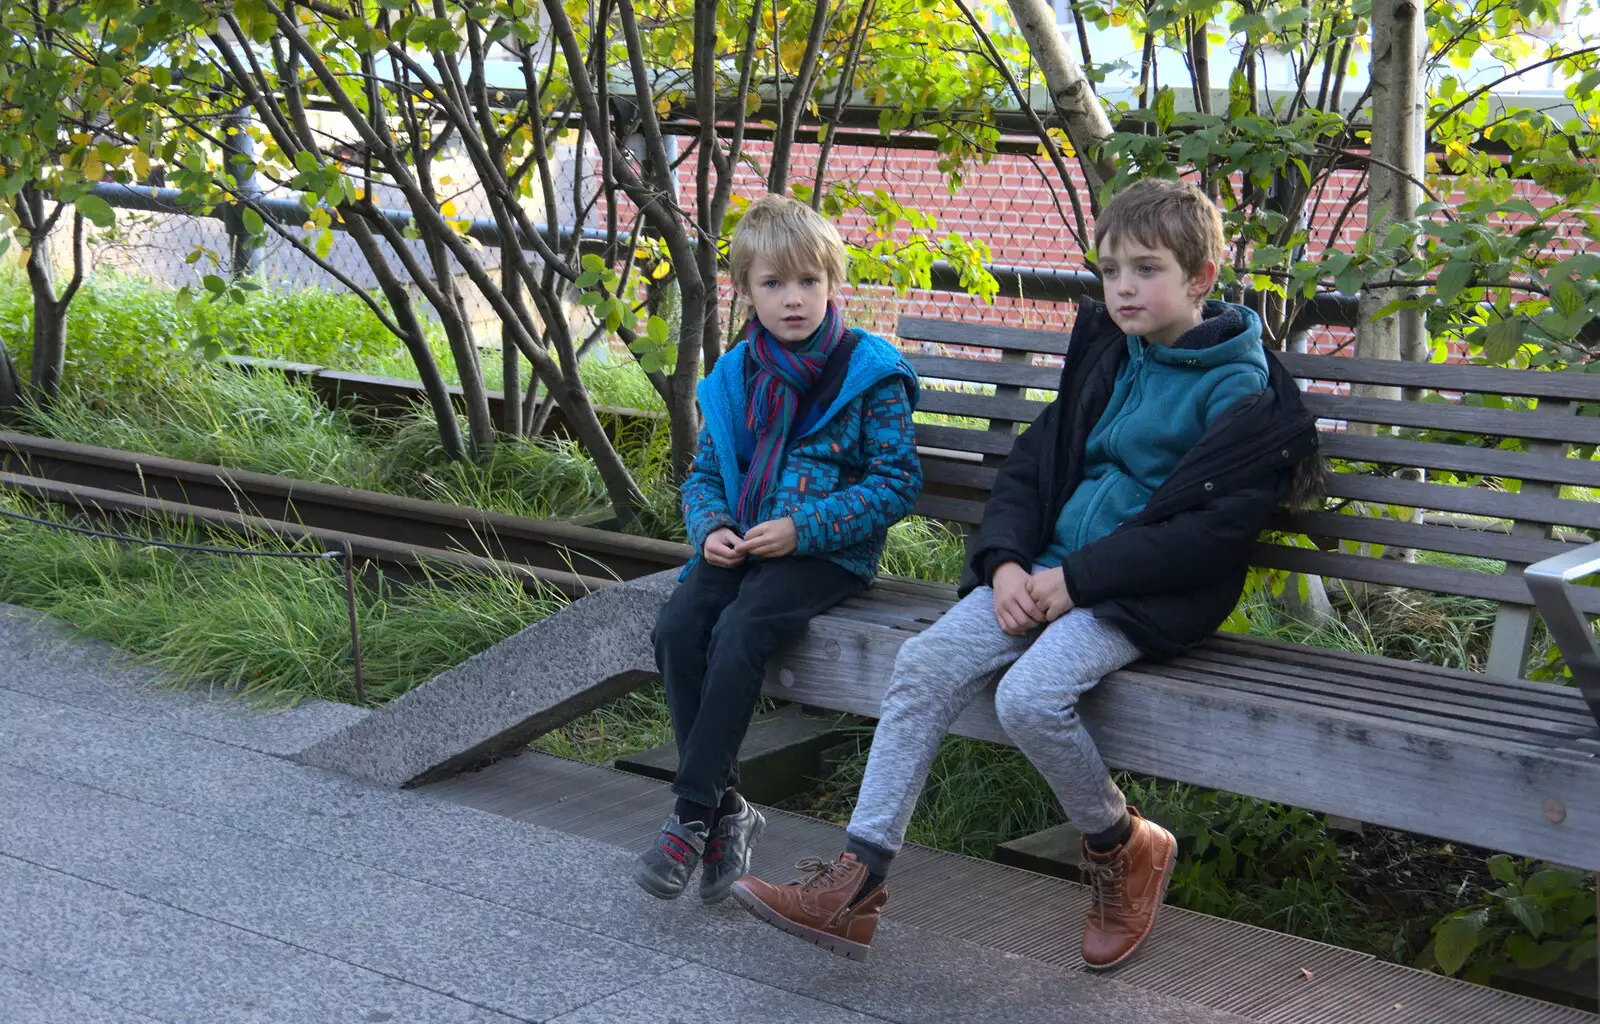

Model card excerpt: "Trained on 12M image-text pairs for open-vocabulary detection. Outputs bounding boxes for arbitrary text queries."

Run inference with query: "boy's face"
[740,255,831,344]
[1098,237,1217,347]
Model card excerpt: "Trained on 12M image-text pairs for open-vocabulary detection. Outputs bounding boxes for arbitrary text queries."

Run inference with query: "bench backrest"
[897,314,1600,678]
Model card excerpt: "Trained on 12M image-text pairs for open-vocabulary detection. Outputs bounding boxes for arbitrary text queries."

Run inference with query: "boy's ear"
[1188,259,1219,299]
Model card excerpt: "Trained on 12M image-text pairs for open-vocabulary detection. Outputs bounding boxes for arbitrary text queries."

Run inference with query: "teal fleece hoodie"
[1034,301,1269,569]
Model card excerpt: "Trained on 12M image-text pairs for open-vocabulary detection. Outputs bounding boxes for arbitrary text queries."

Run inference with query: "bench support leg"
[1524,540,1600,726]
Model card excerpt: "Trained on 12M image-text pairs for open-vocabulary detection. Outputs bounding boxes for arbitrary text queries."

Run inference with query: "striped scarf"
[734,302,846,529]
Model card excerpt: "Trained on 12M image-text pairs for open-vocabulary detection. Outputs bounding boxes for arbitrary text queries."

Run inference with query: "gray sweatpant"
[846,586,1142,855]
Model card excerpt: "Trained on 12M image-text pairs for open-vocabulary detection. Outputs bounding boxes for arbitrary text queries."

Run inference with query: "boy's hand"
[735,517,798,558]
[703,527,746,568]
[992,561,1045,635]
[1026,566,1076,622]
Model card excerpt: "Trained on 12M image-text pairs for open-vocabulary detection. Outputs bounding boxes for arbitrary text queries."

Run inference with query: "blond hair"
[728,194,849,295]
[1095,178,1225,280]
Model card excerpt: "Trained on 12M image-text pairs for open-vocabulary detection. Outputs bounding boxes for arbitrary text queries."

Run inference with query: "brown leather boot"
[1080,807,1177,970]
[731,853,888,962]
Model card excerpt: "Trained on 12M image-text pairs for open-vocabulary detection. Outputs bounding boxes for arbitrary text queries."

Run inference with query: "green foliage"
[1420,856,1597,983]
[880,515,968,583]
[1082,0,1600,363]
[0,491,564,705]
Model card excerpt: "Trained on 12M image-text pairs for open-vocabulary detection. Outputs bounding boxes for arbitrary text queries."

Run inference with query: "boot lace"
[1083,856,1128,928]
[793,856,847,891]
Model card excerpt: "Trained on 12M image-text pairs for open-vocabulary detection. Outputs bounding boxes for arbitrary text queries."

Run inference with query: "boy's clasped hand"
[991,562,1075,635]
[701,521,798,567]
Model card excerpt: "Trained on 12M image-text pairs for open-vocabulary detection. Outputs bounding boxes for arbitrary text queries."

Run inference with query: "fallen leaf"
[1299,968,1314,981]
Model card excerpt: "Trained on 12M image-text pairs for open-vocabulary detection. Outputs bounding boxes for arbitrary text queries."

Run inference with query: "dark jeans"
[653,555,865,808]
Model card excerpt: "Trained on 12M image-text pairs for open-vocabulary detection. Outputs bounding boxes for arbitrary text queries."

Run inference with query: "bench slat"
[1254,543,1600,613]
[1279,351,1600,402]
[898,315,1074,356]
[1269,509,1578,564]
[914,424,1017,456]
[1193,638,1587,712]
[1304,393,1600,446]
[920,459,1000,491]
[1156,654,1599,736]
[912,493,987,524]
[910,354,1060,391]
[1141,661,1592,747]
[917,388,1047,424]
[1319,432,1600,489]
[1325,472,1600,530]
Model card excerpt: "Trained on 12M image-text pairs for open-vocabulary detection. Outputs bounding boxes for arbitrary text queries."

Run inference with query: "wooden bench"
[757,312,1600,872]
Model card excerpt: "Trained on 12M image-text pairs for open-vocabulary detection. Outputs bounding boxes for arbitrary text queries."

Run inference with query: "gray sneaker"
[699,795,766,904]
[634,815,708,900]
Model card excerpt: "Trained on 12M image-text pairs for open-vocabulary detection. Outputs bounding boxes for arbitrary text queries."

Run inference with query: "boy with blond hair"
[733,178,1321,965]
[634,193,923,903]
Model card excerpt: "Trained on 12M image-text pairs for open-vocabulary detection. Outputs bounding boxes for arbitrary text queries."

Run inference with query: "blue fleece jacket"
[679,330,922,582]
[1034,302,1270,569]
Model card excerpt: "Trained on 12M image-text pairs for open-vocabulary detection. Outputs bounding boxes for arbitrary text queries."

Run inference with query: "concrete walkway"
[0,606,1244,1024]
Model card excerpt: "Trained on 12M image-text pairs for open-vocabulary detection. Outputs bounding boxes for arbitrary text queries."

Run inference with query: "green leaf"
[73,194,115,228]
[1487,854,1519,885]
[242,207,264,235]
[293,150,319,174]
[202,273,227,296]
[1506,935,1567,970]
[1435,259,1473,304]
[1551,279,1587,320]
[1480,318,1525,365]
[647,314,670,344]
[1433,910,1488,975]
[573,270,601,288]
[1505,895,1547,939]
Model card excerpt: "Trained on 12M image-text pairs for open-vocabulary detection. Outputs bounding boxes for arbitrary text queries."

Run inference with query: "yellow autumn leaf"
[651,261,673,280]
[440,200,458,217]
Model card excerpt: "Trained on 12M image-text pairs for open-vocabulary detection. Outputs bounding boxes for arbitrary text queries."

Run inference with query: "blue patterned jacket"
[680,330,922,582]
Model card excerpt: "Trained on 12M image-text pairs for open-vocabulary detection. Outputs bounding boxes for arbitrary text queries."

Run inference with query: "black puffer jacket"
[960,298,1321,659]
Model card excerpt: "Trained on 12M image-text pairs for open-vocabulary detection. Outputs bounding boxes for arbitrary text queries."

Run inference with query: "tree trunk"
[1005,0,1117,198]
[341,216,468,461]
[1357,0,1427,563]
[502,263,523,436]
[0,340,20,425]
[1355,0,1427,380]
[24,237,65,409]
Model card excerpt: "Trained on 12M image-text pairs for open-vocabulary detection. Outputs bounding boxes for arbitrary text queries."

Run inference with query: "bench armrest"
[1526,540,1600,725]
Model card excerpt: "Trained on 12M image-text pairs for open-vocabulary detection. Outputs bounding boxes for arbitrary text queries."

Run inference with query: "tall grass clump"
[25,365,384,488]
[373,411,611,520]
[0,493,564,705]
[881,516,967,583]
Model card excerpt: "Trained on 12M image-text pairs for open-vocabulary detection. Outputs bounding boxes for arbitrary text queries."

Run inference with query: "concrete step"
[428,750,1600,1024]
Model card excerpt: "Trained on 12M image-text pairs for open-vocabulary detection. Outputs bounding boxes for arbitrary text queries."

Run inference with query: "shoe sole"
[731,880,872,963]
[1080,834,1178,971]
[633,859,691,901]
[699,810,766,905]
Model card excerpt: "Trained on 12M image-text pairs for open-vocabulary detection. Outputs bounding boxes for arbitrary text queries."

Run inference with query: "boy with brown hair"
[634,194,922,904]
[732,178,1320,965]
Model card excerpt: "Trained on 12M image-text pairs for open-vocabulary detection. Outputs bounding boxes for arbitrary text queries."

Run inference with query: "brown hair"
[1094,178,1225,280]
[728,193,849,295]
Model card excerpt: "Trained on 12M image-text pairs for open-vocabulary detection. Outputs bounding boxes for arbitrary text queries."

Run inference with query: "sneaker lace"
[1084,857,1128,928]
